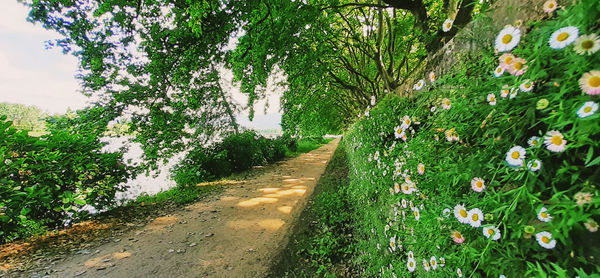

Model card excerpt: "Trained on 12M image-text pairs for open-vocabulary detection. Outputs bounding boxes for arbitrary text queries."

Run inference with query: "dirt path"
[16,139,339,278]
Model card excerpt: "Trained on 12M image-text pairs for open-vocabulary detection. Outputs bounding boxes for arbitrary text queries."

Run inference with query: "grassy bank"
[268,140,357,277]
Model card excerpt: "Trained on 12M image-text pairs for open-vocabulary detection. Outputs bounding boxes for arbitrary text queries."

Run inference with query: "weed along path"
[23,138,339,278]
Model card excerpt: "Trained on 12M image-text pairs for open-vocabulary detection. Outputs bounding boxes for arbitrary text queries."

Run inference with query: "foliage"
[20,0,481,151]
[0,109,130,243]
[172,131,289,187]
[342,1,600,277]
[0,102,48,132]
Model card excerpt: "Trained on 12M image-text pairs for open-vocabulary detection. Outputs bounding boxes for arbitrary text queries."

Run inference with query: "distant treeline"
[0,102,49,132]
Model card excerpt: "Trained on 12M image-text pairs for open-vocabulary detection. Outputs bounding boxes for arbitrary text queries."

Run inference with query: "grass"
[268,139,357,277]
[286,137,336,157]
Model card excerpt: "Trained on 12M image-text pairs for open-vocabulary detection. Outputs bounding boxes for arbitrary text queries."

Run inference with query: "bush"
[342,2,600,277]
[0,109,130,242]
[172,131,294,187]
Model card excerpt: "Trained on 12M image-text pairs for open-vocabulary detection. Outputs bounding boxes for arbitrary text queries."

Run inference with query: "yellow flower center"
[460,210,467,218]
[472,214,479,221]
[488,229,494,235]
[511,151,520,159]
[502,34,513,44]
[405,119,410,125]
[491,96,496,101]
[582,40,594,50]
[557,32,569,42]
[584,106,592,113]
[446,23,451,29]
[391,241,395,247]
[525,83,531,88]
[551,135,563,145]
[404,185,409,191]
[541,236,550,244]
[496,67,502,73]
[589,76,600,87]
[548,3,555,8]
[409,261,414,267]
[476,181,483,188]
[504,56,513,64]
[397,129,402,134]
[432,261,436,266]
[414,211,419,217]
[514,61,523,70]
[541,211,548,218]
[532,162,538,167]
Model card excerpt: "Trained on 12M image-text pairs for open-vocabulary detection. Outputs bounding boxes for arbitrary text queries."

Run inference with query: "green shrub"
[172,131,296,187]
[0,108,130,242]
[342,2,600,277]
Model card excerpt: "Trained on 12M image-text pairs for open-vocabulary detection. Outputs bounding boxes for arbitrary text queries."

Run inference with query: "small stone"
[168,249,175,253]
[187,232,195,236]
[74,270,87,276]
[189,243,197,247]
[97,266,107,271]
[94,250,101,254]
[114,239,121,243]
[247,248,256,252]
[205,233,214,237]
[101,258,112,263]
[176,249,185,254]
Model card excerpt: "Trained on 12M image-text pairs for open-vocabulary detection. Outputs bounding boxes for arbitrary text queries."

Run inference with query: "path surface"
[21,139,339,278]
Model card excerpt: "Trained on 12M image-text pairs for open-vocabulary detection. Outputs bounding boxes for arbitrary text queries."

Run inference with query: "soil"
[1,138,339,278]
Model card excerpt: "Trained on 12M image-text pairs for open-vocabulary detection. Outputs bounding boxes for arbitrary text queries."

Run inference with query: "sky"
[0,1,282,129]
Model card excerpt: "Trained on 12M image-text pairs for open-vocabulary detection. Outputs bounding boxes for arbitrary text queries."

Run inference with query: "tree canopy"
[21,0,479,164]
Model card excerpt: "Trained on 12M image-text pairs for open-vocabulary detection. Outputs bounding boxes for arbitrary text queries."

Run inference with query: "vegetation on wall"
[340,1,600,276]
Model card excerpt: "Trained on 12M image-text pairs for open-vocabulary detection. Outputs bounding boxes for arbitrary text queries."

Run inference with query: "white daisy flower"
[500,86,509,98]
[544,130,567,152]
[394,182,401,194]
[439,257,445,267]
[482,225,501,240]
[443,208,451,218]
[394,126,404,138]
[430,256,438,270]
[374,151,380,160]
[423,259,430,272]
[577,101,598,118]
[401,183,413,195]
[407,251,414,260]
[506,146,526,167]
[364,107,370,117]
[527,160,542,172]
[441,98,451,110]
[494,65,505,77]
[468,208,484,228]
[413,208,421,221]
[429,71,436,82]
[401,199,408,208]
[401,116,411,130]
[471,177,485,193]
[415,79,425,90]
[549,26,579,49]
[535,231,557,249]
[543,0,558,13]
[495,25,521,52]
[537,207,552,222]
[487,93,497,106]
[442,18,453,32]
[390,236,397,251]
[417,163,425,175]
[454,204,469,224]
[499,275,507,278]
[579,70,600,95]
[430,106,437,112]
[574,34,600,55]
[519,80,534,92]
[528,136,541,147]
[457,268,463,277]
[370,95,376,106]
[407,259,416,272]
